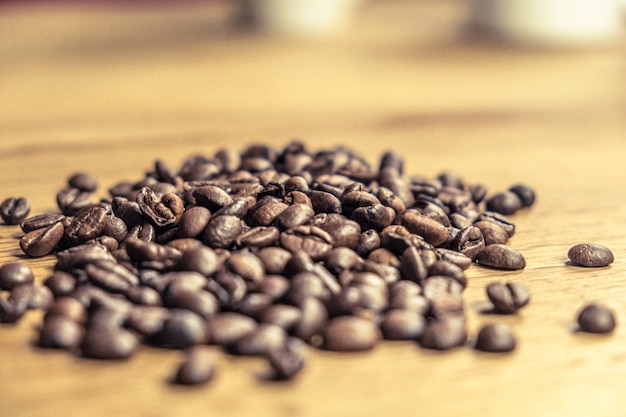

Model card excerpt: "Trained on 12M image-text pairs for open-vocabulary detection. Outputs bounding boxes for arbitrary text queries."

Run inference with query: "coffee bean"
[322,316,381,352]
[151,309,207,349]
[228,323,288,356]
[280,225,334,261]
[266,337,307,380]
[43,271,77,297]
[192,185,234,212]
[419,315,467,350]
[173,347,217,385]
[235,226,280,248]
[486,191,523,215]
[476,244,526,270]
[178,246,219,276]
[203,215,244,249]
[1,197,31,225]
[20,221,65,257]
[20,213,66,233]
[257,246,292,275]
[485,282,530,314]
[576,304,616,334]
[137,187,185,227]
[81,326,139,360]
[567,243,614,267]
[38,314,84,350]
[508,184,536,208]
[473,220,509,246]
[177,205,211,238]
[0,262,34,290]
[474,323,516,352]
[450,226,485,261]
[380,309,426,340]
[56,187,94,216]
[206,312,257,345]
[401,211,449,247]
[67,172,98,192]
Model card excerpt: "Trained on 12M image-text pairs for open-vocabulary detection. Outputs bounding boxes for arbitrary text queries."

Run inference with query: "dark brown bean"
[485,282,530,314]
[576,304,616,334]
[475,244,526,270]
[567,243,614,267]
[322,316,381,352]
[173,347,217,385]
[1,197,31,225]
[474,323,516,352]
[20,221,65,257]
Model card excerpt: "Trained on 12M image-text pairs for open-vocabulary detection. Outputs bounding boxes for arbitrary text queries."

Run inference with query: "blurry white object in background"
[244,0,364,38]
[470,0,623,47]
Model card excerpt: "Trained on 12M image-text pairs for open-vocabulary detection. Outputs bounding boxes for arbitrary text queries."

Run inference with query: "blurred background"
[0,0,624,160]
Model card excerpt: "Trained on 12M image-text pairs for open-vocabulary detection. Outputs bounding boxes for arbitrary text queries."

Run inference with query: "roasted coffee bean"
[102,215,128,242]
[474,220,509,246]
[258,274,290,301]
[266,337,307,380]
[257,246,292,275]
[81,326,139,360]
[350,204,395,232]
[567,243,614,267]
[0,262,34,290]
[294,297,328,341]
[280,225,333,261]
[228,323,288,356]
[275,204,314,230]
[286,272,331,305]
[309,190,341,214]
[178,246,219,277]
[322,316,381,352]
[177,206,211,238]
[55,243,115,271]
[126,306,169,336]
[341,190,381,216]
[10,283,53,310]
[235,226,280,248]
[474,323,516,352]
[137,187,184,227]
[46,296,89,324]
[401,210,449,247]
[173,346,217,385]
[428,260,466,288]
[125,285,163,306]
[151,309,207,349]
[84,260,140,293]
[400,246,429,284]
[163,288,219,319]
[380,309,426,340]
[191,185,233,212]
[450,226,485,261]
[476,212,515,238]
[111,197,143,228]
[1,197,31,225]
[167,238,203,253]
[476,244,526,270]
[485,282,530,314]
[203,215,245,249]
[224,250,265,287]
[419,315,467,350]
[261,304,303,332]
[65,206,109,243]
[38,314,84,350]
[576,304,616,334]
[20,213,65,233]
[355,229,380,257]
[206,312,257,345]
[43,271,77,297]
[436,248,472,270]
[309,213,361,249]
[486,191,523,215]
[56,187,93,216]
[508,184,536,208]
[67,172,98,192]
[20,221,65,257]
[124,238,181,264]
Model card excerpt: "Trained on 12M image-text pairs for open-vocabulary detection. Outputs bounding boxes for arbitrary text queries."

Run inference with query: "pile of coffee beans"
[0,142,614,385]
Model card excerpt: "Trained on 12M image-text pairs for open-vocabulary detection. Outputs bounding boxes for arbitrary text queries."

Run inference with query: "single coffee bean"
[476,211,515,238]
[56,187,93,216]
[350,204,396,232]
[178,246,219,276]
[191,185,234,212]
[419,315,467,350]
[322,316,381,352]
[266,338,307,380]
[380,309,426,340]
[177,205,211,238]
[65,205,109,243]
[173,346,217,385]
[20,213,65,233]
[228,323,288,356]
[84,260,140,294]
[576,304,616,334]
[20,221,65,257]
[137,187,185,227]
[67,172,98,192]
[261,304,303,332]
[309,213,361,249]
[151,309,208,349]
[474,323,516,352]
[235,226,280,248]
[1,197,31,225]
[475,244,526,270]
[43,271,77,297]
[38,314,85,350]
[485,282,530,314]
[280,225,334,261]
[81,326,139,360]
[257,246,292,275]
[46,296,89,324]
[203,215,245,249]
[473,220,509,246]
[293,297,328,341]
[450,226,485,261]
[206,312,257,345]
[401,211,449,247]
[0,262,34,290]
[485,191,523,215]
[567,243,614,267]
[55,243,115,271]
[508,184,536,208]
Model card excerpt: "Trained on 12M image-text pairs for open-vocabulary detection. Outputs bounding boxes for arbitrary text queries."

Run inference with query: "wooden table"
[1,1,625,416]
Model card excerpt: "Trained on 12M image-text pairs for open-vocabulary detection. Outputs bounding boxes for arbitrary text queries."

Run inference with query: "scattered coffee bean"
[567,243,614,267]
[485,282,530,314]
[1,197,31,225]
[576,304,616,334]
[475,244,526,270]
[474,323,516,352]
[173,347,217,385]
[322,316,381,352]
[0,262,34,290]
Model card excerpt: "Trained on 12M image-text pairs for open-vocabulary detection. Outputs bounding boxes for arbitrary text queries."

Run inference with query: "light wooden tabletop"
[1,1,625,416]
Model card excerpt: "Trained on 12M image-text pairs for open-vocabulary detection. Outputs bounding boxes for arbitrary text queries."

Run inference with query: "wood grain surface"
[1,1,625,416]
